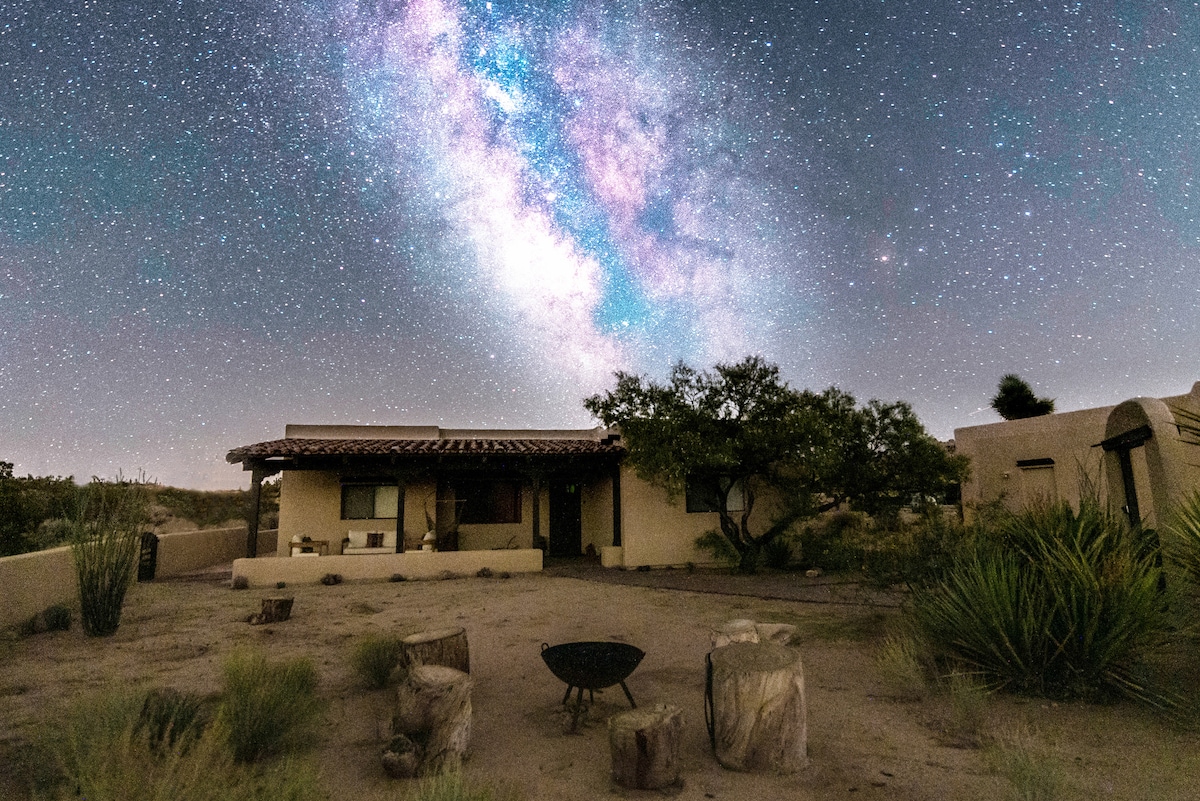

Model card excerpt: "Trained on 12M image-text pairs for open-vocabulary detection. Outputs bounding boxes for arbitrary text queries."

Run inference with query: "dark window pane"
[342,485,375,519]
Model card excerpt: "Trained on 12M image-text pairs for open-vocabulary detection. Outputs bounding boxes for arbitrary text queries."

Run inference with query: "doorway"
[548,481,582,557]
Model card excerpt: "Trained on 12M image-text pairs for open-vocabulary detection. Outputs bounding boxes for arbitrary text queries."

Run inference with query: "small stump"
[709,642,808,774]
[609,704,683,790]
[388,664,473,776]
[401,626,470,674]
[248,596,293,625]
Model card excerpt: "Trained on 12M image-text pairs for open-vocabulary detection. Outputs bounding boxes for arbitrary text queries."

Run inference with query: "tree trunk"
[608,704,683,790]
[709,642,808,773]
[392,664,474,775]
[248,596,293,625]
[401,627,470,674]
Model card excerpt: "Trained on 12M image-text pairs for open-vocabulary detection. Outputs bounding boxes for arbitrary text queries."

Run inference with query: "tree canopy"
[990,374,1055,420]
[584,356,968,570]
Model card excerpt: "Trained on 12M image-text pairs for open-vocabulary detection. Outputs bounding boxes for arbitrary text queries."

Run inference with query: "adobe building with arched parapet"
[955,381,1200,529]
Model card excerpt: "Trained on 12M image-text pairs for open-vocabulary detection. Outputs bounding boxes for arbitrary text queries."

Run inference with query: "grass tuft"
[37,688,323,801]
[986,725,1065,801]
[351,633,405,689]
[404,769,522,801]
[216,649,324,763]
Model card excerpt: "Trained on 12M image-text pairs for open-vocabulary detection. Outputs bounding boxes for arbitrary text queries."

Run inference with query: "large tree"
[584,357,968,571]
[990,374,1055,420]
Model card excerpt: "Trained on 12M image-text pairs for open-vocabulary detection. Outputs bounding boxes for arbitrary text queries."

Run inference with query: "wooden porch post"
[396,476,406,553]
[246,465,265,558]
[611,462,622,547]
[531,473,545,550]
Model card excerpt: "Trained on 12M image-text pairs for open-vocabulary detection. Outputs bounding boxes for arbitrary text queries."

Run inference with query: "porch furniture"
[342,529,397,555]
[289,540,328,556]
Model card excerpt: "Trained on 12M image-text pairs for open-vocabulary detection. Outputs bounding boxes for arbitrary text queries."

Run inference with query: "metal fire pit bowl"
[541,641,644,717]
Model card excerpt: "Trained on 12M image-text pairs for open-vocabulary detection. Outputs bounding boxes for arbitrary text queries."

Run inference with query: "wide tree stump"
[248,596,293,625]
[401,627,470,674]
[609,704,683,790]
[708,642,808,774]
[391,664,473,776]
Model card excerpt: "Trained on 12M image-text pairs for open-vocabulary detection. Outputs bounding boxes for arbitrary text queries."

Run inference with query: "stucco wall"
[0,526,272,629]
[580,473,614,554]
[956,406,1113,521]
[955,381,1200,524]
[616,466,736,568]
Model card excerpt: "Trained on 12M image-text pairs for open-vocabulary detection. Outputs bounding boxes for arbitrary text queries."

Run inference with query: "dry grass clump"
[36,686,322,801]
[351,633,406,689]
[404,770,523,801]
[216,649,324,763]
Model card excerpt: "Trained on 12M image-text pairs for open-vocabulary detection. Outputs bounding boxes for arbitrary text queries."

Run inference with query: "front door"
[548,481,582,557]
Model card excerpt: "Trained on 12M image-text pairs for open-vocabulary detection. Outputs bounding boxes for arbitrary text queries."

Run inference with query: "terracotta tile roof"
[226,437,624,463]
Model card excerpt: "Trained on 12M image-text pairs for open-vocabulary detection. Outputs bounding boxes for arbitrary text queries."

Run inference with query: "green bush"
[909,501,1170,700]
[796,511,867,572]
[760,535,795,570]
[351,633,405,689]
[216,650,324,763]
[861,511,964,589]
[70,477,150,637]
[39,688,322,801]
[695,529,740,568]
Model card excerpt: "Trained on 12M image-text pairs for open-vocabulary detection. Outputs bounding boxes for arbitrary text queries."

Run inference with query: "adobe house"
[954,381,1200,529]
[226,424,767,582]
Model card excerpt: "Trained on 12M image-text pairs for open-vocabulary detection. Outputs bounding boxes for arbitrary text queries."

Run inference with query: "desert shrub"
[351,633,405,689]
[216,650,324,763]
[760,535,795,570]
[861,511,965,589]
[695,529,740,568]
[39,689,322,801]
[796,510,868,572]
[69,477,150,637]
[42,603,72,632]
[909,501,1171,699]
[406,770,522,801]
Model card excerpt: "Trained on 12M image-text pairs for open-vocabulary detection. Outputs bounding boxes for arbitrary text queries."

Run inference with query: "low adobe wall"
[231,548,543,588]
[0,526,276,629]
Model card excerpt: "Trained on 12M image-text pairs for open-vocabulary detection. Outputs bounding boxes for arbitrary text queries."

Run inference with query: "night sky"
[2,1,1197,489]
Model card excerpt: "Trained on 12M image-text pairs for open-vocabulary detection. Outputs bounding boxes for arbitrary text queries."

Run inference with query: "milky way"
[1,1,1197,488]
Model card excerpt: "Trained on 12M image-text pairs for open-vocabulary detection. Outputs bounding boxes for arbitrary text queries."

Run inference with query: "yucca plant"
[910,501,1170,699]
[69,476,150,637]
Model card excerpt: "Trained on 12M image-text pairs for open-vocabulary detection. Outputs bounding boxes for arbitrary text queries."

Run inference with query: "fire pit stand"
[541,641,644,730]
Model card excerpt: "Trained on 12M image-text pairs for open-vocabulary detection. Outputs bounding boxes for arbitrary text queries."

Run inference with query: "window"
[685,477,745,514]
[341,484,399,520]
[456,480,522,524]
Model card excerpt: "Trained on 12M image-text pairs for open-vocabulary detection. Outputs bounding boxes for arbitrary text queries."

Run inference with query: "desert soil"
[2,563,1198,800]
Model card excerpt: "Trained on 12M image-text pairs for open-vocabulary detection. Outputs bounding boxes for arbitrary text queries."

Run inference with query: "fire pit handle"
[541,642,549,652]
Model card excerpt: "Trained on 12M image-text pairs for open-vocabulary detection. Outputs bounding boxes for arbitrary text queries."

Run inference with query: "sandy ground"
[2,565,1199,800]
